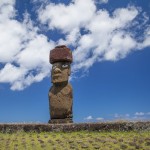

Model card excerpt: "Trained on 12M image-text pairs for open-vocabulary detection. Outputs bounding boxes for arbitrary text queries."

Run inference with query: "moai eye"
[62,64,69,68]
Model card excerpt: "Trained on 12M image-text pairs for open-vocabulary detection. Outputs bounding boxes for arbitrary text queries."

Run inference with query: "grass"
[0,131,149,150]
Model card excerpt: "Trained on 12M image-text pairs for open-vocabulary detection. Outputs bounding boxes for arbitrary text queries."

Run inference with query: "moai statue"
[48,45,73,124]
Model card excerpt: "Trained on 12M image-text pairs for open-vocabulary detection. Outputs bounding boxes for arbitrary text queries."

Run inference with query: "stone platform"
[0,121,149,133]
[48,118,73,124]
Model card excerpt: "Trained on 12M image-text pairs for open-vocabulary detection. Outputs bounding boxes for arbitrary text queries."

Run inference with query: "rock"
[49,83,73,120]
[120,144,128,149]
[145,141,150,146]
[50,45,73,64]
[81,144,89,148]
[49,45,73,123]
[93,145,100,149]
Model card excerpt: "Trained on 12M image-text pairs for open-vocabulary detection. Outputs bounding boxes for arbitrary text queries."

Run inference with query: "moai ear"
[51,73,53,83]
[51,67,53,83]
[68,67,71,76]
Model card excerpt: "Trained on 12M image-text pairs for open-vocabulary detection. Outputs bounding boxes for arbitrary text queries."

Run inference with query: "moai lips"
[48,45,73,124]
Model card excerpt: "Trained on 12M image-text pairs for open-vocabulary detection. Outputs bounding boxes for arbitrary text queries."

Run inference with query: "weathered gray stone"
[0,122,150,132]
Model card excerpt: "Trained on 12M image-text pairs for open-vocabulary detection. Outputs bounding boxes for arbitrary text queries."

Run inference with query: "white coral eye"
[62,64,68,68]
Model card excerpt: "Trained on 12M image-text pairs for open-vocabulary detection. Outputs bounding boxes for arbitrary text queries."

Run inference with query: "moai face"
[51,62,71,83]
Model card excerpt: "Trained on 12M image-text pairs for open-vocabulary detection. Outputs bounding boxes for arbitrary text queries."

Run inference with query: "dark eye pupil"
[62,63,69,68]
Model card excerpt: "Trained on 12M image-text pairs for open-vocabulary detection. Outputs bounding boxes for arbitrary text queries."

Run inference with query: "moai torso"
[48,45,73,124]
[49,83,73,119]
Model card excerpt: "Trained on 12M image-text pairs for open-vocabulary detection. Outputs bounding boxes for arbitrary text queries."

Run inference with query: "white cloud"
[0,0,55,90]
[38,0,96,32]
[0,64,26,83]
[32,0,48,3]
[38,1,150,76]
[114,113,120,118]
[0,0,26,63]
[104,31,136,61]
[0,20,27,63]
[140,27,150,48]
[0,0,15,5]
[96,117,104,121]
[71,6,139,72]
[135,112,145,116]
[58,28,81,46]
[84,115,93,120]
[125,114,130,117]
[113,113,130,120]
[133,116,148,121]
[39,2,141,72]
[112,112,149,120]
[98,0,108,4]
[133,112,150,121]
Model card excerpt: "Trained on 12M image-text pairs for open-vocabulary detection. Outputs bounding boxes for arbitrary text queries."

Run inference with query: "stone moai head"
[50,45,73,84]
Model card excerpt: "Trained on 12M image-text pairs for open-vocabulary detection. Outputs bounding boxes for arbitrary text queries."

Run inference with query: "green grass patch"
[0,131,149,150]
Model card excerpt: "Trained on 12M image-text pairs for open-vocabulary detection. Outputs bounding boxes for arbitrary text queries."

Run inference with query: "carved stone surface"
[50,45,73,64]
[49,83,73,119]
[48,118,72,124]
[48,45,73,124]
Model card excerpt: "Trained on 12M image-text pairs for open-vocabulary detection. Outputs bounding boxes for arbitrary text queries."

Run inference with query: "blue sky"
[0,0,150,123]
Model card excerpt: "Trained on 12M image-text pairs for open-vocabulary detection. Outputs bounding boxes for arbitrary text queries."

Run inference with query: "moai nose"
[54,67,61,74]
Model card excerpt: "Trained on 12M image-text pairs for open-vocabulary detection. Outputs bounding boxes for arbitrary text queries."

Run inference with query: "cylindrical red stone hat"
[50,45,73,64]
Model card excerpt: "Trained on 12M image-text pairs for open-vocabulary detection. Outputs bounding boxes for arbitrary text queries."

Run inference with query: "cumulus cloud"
[125,114,130,117]
[114,113,120,118]
[135,112,145,116]
[84,116,104,121]
[38,0,96,33]
[112,112,150,121]
[0,0,55,90]
[133,112,150,121]
[140,27,150,48]
[38,0,150,74]
[84,112,150,121]
[84,115,93,120]
[96,117,104,121]
[98,0,108,4]
[0,0,150,90]
[112,113,131,120]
